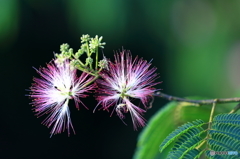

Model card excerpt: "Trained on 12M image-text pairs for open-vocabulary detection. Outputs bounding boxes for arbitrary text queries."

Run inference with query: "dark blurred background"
[1,0,240,159]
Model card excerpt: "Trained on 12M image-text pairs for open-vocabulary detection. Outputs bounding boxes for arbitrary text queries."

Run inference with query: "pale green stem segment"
[208,100,217,128]
[195,139,206,150]
[95,47,98,70]
[229,103,240,114]
[195,100,217,151]
[81,75,99,89]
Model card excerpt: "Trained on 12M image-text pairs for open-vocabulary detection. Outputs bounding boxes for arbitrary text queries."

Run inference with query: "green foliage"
[133,97,230,159]
[159,119,205,152]
[167,136,202,159]
[133,101,178,159]
[213,113,240,125]
[160,120,206,159]
[160,113,240,158]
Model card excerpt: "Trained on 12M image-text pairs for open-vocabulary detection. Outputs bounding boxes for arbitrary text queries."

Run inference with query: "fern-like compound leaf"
[167,135,202,159]
[209,130,240,149]
[206,114,240,158]
[160,113,240,158]
[213,113,240,125]
[159,119,205,152]
[211,123,240,140]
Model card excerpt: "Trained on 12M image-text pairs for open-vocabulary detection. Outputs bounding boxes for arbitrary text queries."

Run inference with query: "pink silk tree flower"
[29,59,95,136]
[95,50,160,130]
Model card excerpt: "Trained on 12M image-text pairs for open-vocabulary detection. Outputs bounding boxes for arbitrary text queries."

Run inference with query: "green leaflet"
[133,97,230,159]
[159,119,205,152]
[161,114,240,158]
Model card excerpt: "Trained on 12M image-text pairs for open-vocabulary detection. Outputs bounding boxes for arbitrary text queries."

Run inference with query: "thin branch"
[154,91,240,105]
[229,103,240,114]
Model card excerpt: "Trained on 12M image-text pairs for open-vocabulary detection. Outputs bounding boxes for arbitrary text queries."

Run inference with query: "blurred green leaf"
[133,96,231,159]
[0,0,19,48]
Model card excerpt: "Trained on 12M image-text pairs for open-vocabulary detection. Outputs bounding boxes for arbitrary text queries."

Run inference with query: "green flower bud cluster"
[59,43,73,59]
[54,34,107,77]
[89,35,106,53]
[98,58,109,70]
[55,43,74,66]
[86,57,93,65]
